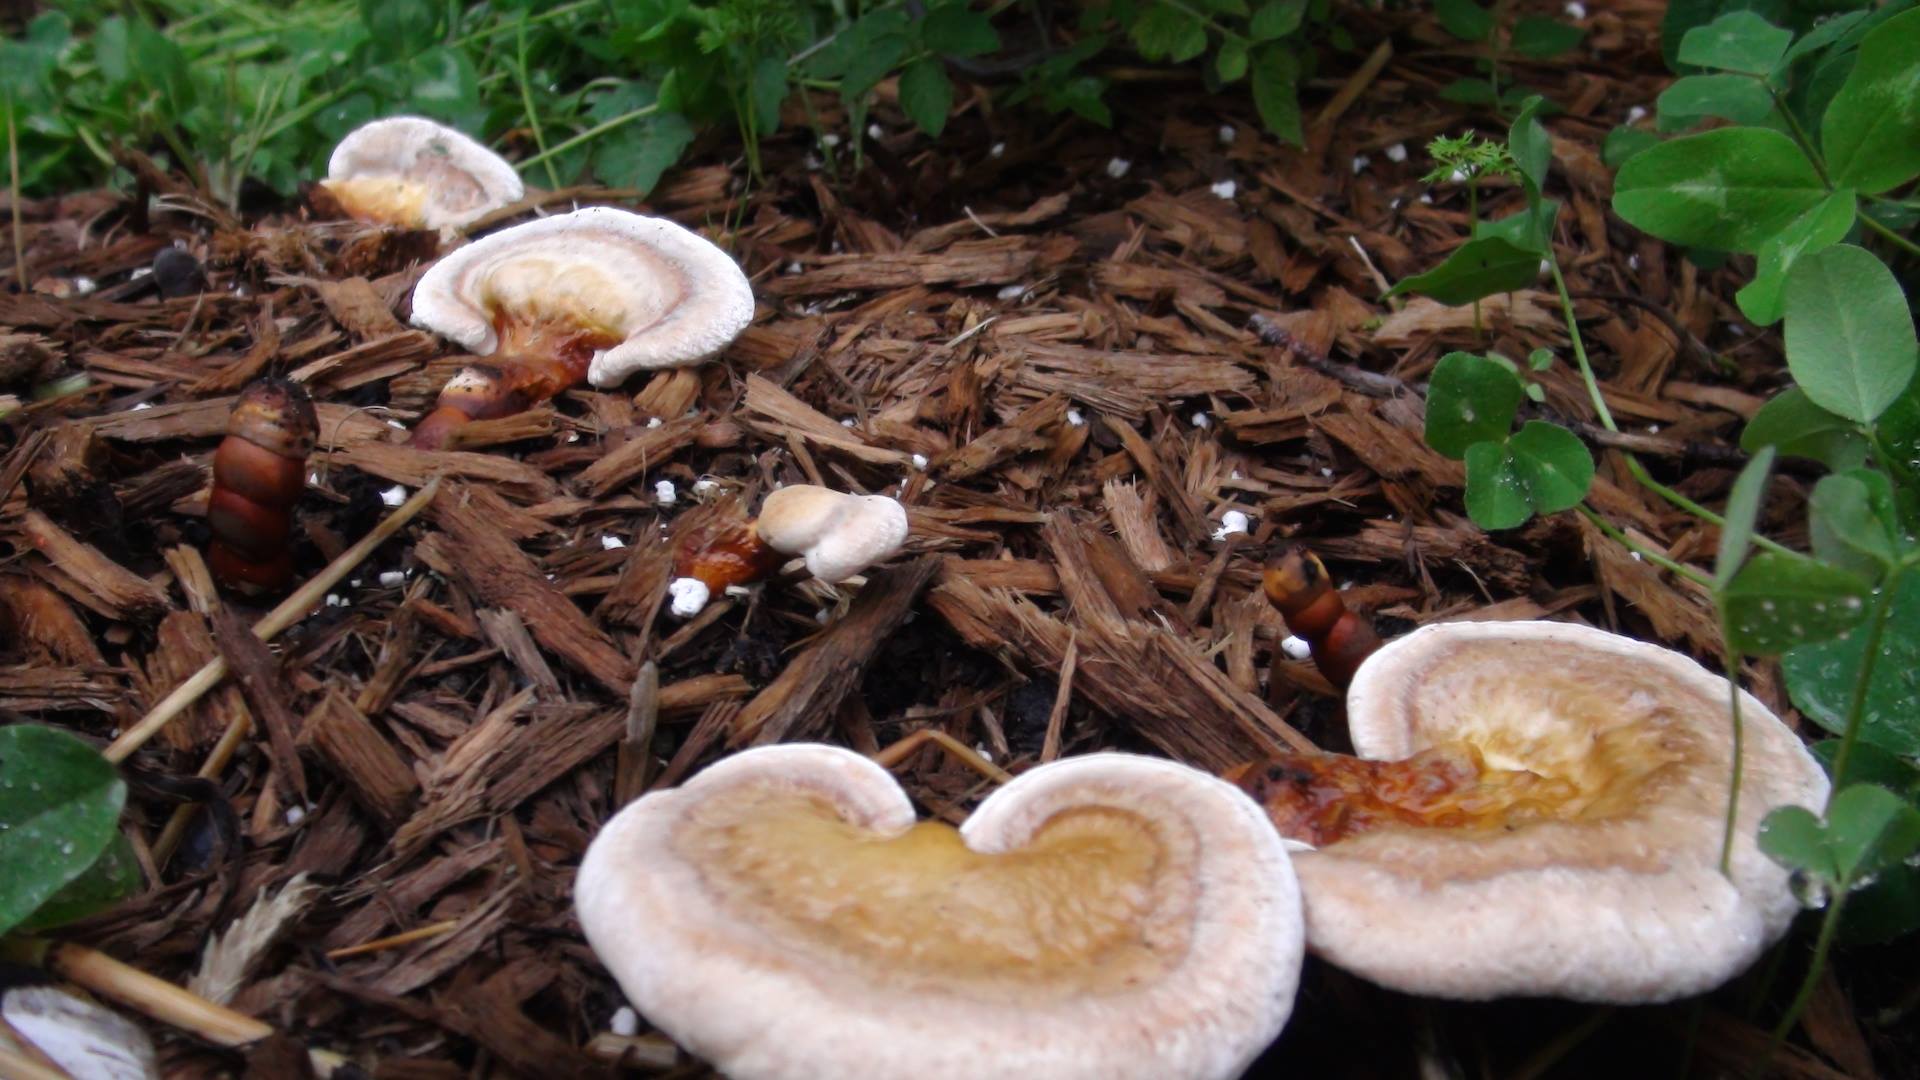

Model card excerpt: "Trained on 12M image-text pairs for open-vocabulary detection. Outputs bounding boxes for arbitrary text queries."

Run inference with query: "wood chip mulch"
[3,3,1914,1078]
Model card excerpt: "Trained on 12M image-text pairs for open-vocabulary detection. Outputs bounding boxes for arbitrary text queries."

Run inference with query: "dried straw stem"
[105,477,441,763]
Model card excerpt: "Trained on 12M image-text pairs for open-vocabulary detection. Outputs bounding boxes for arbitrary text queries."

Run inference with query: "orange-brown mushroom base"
[408,315,618,449]
[672,517,786,592]
[1225,746,1581,847]
[674,787,1187,996]
[1231,644,1710,848]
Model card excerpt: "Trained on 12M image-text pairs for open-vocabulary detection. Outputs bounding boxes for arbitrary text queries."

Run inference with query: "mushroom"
[575,744,1304,1080]
[319,116,523,230]
[667,485,909,616]
[1261,546,1381,689]
[206,379,317,595]
[406,206,754,448]
[1227,620,1830,1003]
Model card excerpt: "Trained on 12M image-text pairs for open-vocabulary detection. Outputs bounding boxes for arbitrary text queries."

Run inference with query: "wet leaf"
[1821,8,1920,195]
[1464,441,1530,530]
[1510,17,1583,59]
[1784,244,1919,424]
[1387,236,1542,306]
[1784,574,1920,755]
[1715,445,1775,591]
[1721,551,1871,655]
[1507,421,1593,515]
[1657,73,1776,130]
[1808,471,1901,582]
[1613,127,1827,254]
[0,726,126,936]
[1736,188,1857,327]
[898,58,953,137]
[1740,386,1869,470]
[16,832,139,933]
[1676,11,1791,76]
[1425,352,1522,459]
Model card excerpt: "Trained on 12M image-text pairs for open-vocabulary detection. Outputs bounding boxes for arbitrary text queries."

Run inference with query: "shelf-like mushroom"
[667,485,909,616]
[576,744,1304,1080]
[406,206,753,448]
[1228,620,1829,1003]
[319,116,523,230]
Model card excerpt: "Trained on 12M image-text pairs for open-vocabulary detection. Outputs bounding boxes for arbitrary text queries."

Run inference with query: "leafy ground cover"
[3,0,1919,1076]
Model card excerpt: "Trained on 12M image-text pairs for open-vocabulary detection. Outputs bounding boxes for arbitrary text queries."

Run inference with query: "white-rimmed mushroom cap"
[575,744,1303,1080]
[321,116,523,230]
[408,206,754,388]
[1292,620,1829,1003]
[753,485,909,583]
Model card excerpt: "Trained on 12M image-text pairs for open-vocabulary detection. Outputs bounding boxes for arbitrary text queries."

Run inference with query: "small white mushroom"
[754,486,909,584]
[321,116,523,230]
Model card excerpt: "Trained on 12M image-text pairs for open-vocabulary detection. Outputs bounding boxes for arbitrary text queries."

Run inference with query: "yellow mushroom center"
[672,784,1194,998]
[322,175,432,228]
[477,252,683,343]
[1234,640,1706,847]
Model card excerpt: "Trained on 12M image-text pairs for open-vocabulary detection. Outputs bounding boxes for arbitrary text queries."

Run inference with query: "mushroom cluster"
[1229,619,1830,1003]
[575,745,1303,1080]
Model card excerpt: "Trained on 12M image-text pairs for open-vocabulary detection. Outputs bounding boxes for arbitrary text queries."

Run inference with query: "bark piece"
[298,691,418,827]
[18,511,170,622]
[213,607,308,805]
[731,557,941,746]
[416,487,631,694]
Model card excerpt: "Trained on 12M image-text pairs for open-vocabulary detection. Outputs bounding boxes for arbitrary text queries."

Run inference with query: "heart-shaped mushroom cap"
[409,206,753,388]
[575,745,1304,1080]
[1291,620,1830,1003]
[322,116,523,230]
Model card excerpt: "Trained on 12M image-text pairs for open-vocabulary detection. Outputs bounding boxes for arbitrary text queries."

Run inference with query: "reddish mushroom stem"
[1262,545,1382,689]
[1222,745,1575,847]
[672,517,785,593]
[207,378,317,595]
[408,318,614,449]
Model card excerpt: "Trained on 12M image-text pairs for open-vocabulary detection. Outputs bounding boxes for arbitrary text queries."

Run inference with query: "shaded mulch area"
[3,2,1914,1077]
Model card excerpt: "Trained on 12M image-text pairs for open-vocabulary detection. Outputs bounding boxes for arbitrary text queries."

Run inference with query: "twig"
[152,709,251,868]
[1248,314,1407,398]
[1040,633,1077,764]
[325,920,462,961]
[104,477,441,763]
[8,941,275,1048]
[870,728,1013,785]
